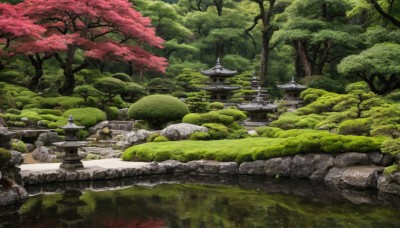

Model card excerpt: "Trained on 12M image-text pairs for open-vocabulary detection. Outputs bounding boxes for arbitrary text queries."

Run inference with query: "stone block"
[334,152,368,168]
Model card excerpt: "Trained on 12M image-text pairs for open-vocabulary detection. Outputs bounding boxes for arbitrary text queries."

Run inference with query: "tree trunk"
[259,33,271,83]
[58,47,76,95]
[28,55,43,90]
[294,40,313,76]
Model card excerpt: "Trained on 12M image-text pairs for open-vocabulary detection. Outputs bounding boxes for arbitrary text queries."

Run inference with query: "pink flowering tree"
[19,0,168,95]
[0,3,45,72]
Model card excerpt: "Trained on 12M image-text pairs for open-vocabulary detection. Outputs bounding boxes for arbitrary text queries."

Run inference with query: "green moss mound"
[62,108,106,127]
[128,95,189,129]
[122,132,383,163]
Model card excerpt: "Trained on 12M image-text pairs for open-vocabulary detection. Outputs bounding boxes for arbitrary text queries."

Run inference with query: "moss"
[11,139,26,153]
[189,132,211,140]
[128,95,189,129]
[202,123,229,139]
[255,126,283,138]
[133,120,150,130]
[384,164,399,176]
[0,147,12,166]
[208,102,224,110]
[105,106,119,120]
[147,133,160,142]
[338,118,371,136]
[381,139,400,155]
[62,107,106,127]
[153,136,169,142]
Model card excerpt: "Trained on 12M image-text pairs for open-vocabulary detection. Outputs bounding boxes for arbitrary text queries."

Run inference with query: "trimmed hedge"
[128,95,189,129]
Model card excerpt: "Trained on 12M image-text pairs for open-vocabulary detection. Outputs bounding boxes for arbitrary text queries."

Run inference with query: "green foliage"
[216,109,247,121]
[308,77,346,94]
[384,164,399,176]
[182,113,202,125]
[208,102,224,110]
[11,139,26,153]
[227,129,249,139]
[153,136,170,142]
[74,85,103,103]
[133,120,150,130]
[94,77,126,101]
[345,81,370,93]
[0,148,12,166]
[370,125,400,138]
[147,133,160,143]
[128,95,189,129]
[381,139,400,155]
[255,126,283,138]
[338,118,371,136]
[112,73,132,82]
[189,132,211,141]
[39,96,84,110]
[202,123,229,140]
[62,108,106,127]
[104,106,119,120]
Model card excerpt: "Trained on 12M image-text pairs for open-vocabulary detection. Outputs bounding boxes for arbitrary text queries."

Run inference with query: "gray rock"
[159,160,182,173]
[160,123,208,141]
[32,146,56,162]
[25,143,35,153]
[392,172,400,184]
[187,160,221,174]
[0,117,6,127]
[324,166,383,188]
[291,154,333,180]
[0,182,29,207]
[0,127,13,149]
[117,108,129,120]
[35,131,60,147]
[334,152,368,168]
[125,129,152,145]
[265,157,293,177]
[377,174,400,195]
[341,189,376,205]
[88,121,109,135]
[0,170,2,180]
[380,154,394,166]
[367,152,383,165]
[8,151,24,166]
[239,160,266,175]
[220,162,238,174]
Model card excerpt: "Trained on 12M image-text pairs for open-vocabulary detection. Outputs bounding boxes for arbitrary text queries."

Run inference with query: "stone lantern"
[54,115,88,169]
[277,76,307,109]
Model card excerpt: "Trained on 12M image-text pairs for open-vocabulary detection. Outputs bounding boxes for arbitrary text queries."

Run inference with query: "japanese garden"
[1,0,400,227]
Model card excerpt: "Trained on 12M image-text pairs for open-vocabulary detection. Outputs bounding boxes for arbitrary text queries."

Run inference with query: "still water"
[4,175,400,227]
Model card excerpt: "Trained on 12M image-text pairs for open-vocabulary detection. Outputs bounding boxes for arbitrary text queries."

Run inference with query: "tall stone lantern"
[54,115,88,169]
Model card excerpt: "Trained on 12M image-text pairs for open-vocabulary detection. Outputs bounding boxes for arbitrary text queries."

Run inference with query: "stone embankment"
[20,151,400,195]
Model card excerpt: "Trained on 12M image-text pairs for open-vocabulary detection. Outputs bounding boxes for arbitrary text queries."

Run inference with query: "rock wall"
[19,151,400,195]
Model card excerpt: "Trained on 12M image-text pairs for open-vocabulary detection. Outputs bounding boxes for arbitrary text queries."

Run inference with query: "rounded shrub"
[208,102,224,110]
[128,95,189,129]
[217,109,247,121]
[182,113,202,125]
[255,126,283,138]
[202,123,229,139]
[338,118,371,136]
[381,139,400,155]
[62,107,106,127]
[147,133,160,142]
[218,115,234,125]
[112,73,132,82]
[105,106,119,120]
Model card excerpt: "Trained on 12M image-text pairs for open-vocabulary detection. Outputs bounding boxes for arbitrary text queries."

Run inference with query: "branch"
[370,0,400,27]
[73,58,88,73]
[54,53,66,68]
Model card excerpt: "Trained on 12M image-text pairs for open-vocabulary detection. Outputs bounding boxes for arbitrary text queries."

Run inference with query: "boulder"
[160,123,208,141]
[8,151,24,166]
[0,127,13,149]
[380,154,394,166]
[334,152,368,168]
[0,117,6,127]
[324,166,383,188]
[35,131,60,147]
[239,160,266,175]
[32,146,56,162]
[367,152,383,165]
[291,154,334,180]
[125,129,152,145]
[265,157,293,177]
[0,182,29,207]
[377,175,400,195]
[88,121,109,135]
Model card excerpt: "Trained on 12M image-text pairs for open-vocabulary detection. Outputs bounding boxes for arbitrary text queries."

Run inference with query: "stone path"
[20,158,148,171]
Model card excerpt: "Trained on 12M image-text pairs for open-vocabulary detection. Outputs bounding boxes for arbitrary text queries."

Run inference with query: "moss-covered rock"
[128,95,189,129]
[0,148,12,167]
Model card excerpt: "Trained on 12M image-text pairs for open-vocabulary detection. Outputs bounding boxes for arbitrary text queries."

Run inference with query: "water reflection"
[4,175,400,227]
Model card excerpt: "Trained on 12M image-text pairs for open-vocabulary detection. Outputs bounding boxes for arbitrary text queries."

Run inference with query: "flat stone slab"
[324,166,384,188]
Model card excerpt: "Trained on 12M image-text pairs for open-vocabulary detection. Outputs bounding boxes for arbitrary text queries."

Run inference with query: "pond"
[3,175,400,227]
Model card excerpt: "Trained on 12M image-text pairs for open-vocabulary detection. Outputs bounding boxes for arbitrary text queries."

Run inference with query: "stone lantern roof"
[277,76,307,91]
[238,87,277,111]
[204,84,240,91]
[200,58,237,77]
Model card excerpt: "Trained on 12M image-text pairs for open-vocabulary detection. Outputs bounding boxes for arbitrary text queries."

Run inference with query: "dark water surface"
[2,175,400,227]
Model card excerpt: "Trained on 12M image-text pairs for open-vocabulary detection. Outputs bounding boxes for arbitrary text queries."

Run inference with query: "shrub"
[182,113,202,125]
[133,120,150,130]
[62,107,106,127]
[218,114,234,125]
[208,102,224,110]
[94,77,126,102]
[227,129,249,139]
[147,133,160,142]
[78,130,89,140]
[11,139,26,153]
[345,81,370,93]
[39,109,63,116]
[381,139,400,155]
[338,118,371,136]
[105,106,119,120]
[217,109,247,121]
[112,73,132,82]
[189,132,211,140]
[128,95,189,129]
[202,123,229,139]
[6,108,21,115]
[255,126,283,137]
[0,148,12,166]
[153,136,169,142]
[370,124,400,138]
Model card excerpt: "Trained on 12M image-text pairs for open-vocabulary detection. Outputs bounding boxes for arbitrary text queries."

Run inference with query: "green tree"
[74,85,103,104]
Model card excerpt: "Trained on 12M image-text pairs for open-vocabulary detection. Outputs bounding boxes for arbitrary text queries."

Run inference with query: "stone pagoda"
[277,76,307,109]
[54,115,88,169]
[238,87,277,126]
[201,58,240,102]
